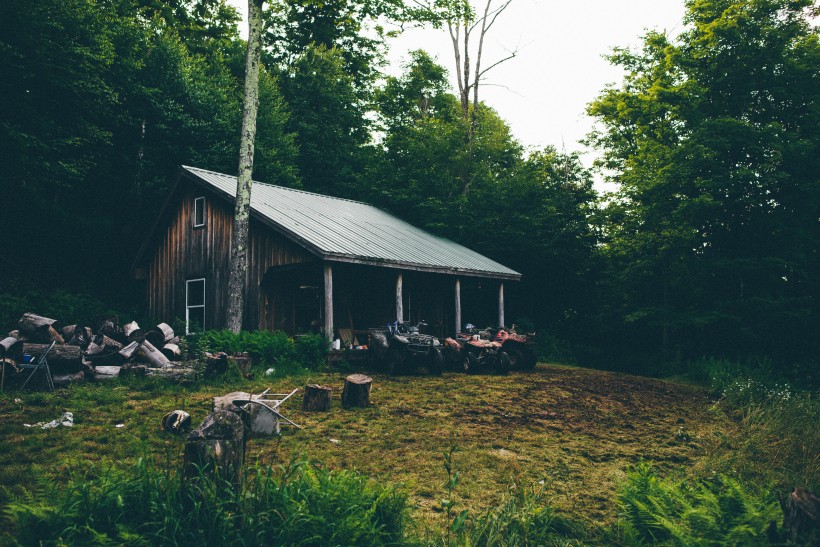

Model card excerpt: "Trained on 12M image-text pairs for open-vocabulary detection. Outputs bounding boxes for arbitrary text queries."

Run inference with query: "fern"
[617,464,781,546]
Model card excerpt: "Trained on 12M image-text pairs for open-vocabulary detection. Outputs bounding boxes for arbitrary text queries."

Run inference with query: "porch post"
[323,263,333,342]
[498,282,505,328]
[396,272,403,322]
[454,278,461,335]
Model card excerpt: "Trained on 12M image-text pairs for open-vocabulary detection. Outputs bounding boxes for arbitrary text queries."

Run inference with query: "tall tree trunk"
[226,0,264,334]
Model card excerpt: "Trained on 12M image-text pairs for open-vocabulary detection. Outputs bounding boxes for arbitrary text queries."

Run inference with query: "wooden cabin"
[132,166,521,339]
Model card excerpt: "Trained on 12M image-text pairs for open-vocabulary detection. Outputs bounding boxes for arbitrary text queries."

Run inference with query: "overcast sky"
[230,1,687,161]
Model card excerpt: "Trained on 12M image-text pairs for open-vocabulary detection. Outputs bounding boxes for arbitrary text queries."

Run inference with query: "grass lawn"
[0,363,729,530]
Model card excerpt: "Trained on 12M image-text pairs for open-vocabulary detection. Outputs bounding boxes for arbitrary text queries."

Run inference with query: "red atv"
[443,325,510,375]
[492,325,537,370]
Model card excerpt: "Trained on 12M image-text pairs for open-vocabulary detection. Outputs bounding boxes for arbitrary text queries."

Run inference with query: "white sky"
[231,0,687,161]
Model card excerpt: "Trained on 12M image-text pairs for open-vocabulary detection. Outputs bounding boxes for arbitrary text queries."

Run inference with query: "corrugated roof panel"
[183,166,520,279]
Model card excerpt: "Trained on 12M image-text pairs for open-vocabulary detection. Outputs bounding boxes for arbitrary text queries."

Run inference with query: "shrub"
[616,463,781,546]
[2,456,410,546]
[294,333,329,369]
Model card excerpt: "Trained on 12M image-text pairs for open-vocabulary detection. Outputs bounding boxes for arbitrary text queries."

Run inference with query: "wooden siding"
[143,182,314,330]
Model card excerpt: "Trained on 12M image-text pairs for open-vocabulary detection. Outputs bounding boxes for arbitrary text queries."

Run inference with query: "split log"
[53,371,85,387]
[8,330,24,340]
[17,313,57,336]
[205,352,229,375]
[123,321,145,343]
[60,325,79,340]
[119,341,140,361]
[31,326,65,345]
[302,384,332,411]
[137,340,170,368]
[146,323,174,347]
[22,342,82,374]
[183,410,245,485]
[68,327,92,349]
[161,343,181,361]
[341,374,372,408]
[0,336,21,359]
[92,314,119,337]
[94,366,121,381]
[146,365,196,384]
[120,363,147,377]
[784,487,819,544]
[97,335,123,351]
[85,341,104,356]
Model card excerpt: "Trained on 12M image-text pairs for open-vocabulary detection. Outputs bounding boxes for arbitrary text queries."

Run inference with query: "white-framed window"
[186,278,205,333]
[193,196,206,227]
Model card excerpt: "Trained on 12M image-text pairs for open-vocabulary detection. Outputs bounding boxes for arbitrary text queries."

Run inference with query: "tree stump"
[784,487,819,544]
[183,410,245,486]
[303,384,332,411]
[341,374,372,408]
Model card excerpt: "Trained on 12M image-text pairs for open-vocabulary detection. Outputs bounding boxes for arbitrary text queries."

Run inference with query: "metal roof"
[182,166,521,280]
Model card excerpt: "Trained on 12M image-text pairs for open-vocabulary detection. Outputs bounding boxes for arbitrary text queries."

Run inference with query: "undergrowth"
[615,463,781,546]
[193,329,328,374]
[2,455,409,546]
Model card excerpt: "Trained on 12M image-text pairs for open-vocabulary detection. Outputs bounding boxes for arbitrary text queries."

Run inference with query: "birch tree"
[226,0,265,333]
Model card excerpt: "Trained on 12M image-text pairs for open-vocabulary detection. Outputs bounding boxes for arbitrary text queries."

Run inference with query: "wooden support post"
[324,263,333,342]
[498,282,505,328]
[454,278,461,335]
[396,272,403,322]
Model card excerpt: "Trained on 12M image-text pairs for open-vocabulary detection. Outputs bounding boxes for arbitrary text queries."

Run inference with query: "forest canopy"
[0,0,817,375]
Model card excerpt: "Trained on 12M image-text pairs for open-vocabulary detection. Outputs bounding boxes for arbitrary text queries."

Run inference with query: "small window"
[193,197,205,227]
[186,278,205,333]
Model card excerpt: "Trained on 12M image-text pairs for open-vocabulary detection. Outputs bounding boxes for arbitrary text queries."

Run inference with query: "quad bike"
[492,325,537,370]
[369,321,443,375]
[443,324,509,375]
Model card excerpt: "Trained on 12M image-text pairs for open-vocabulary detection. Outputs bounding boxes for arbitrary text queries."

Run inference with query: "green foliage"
[294,333,330,369]
[586,0,820,368]
[686,358,819,491]
[0,277,121,332]
[462,486,585,547]
[616,463,781,546]
[2,455,409,546]
[194,329,327,374]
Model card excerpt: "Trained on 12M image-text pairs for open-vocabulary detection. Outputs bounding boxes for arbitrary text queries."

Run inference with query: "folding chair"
[20,341,56,391]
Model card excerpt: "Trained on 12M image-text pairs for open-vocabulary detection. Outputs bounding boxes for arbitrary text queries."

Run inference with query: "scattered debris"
[24,411,74,429]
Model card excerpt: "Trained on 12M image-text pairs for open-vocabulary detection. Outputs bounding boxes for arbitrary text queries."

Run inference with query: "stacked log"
[2,312,185,388]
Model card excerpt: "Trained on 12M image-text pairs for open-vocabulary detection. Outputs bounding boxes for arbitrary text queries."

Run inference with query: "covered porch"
[259,261,510,340]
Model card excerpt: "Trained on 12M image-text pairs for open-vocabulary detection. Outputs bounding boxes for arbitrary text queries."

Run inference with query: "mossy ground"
[0,363,730,528]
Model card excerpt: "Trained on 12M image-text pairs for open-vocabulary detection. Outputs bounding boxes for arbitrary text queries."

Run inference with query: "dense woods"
[1,0,817,378]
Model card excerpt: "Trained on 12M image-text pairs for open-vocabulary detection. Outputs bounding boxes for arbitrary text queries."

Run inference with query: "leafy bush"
[616,463,781,546]
[2,456,410,546]
[294,333,329,369]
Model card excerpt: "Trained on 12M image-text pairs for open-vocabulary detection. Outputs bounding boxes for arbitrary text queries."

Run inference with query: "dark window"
[194,197,205,227]
[186,278,205,333]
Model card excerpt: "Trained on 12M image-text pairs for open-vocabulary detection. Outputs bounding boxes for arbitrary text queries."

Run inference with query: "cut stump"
[784,487,819,544]
[303,384,332,411]
[341,374,371,408]
[183,410,245,485]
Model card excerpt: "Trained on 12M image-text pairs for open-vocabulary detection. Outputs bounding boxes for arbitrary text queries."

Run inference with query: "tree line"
[1,0,817,375]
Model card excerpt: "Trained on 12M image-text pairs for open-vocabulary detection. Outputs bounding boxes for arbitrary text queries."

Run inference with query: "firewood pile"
[0,312,187,388]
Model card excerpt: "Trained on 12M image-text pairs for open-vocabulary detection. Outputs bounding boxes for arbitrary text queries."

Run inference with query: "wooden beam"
[323,264,333,341]
[454,278,461,336]
[498,282,505,328]
[396,272,403,322]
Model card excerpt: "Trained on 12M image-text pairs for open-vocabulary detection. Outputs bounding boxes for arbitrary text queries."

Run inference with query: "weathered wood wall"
[143,181,314,330]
